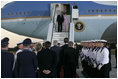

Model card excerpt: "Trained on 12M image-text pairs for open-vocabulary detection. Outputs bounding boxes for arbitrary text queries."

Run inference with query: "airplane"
[1,1,117,44]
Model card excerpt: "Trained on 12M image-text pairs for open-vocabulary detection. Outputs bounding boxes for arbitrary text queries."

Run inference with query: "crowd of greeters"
[1,37,79,78]
[1,37,117,78]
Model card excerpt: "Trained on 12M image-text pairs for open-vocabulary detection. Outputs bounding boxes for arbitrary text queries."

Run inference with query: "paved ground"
[76,55,117,78]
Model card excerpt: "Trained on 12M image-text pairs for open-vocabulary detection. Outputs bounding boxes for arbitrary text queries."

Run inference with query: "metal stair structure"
[47,5,79,45]
[52,32,68,45]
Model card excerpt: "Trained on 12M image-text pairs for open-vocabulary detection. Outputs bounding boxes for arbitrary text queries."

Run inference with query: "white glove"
[98,65,102,70]
[93,63,97,68]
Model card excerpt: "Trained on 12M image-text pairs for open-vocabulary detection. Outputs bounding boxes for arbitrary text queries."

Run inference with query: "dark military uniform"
[1,37,14,78]
[14,49,38,78]
[37,48,57,78]
[63,47,78,78]
[1,50,14,78]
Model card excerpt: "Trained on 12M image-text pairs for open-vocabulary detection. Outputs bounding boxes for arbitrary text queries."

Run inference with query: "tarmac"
[76,54,117,78]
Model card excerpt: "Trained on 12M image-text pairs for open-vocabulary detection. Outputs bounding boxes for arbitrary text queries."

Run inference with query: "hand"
[42,70,51,74]
[46,70,51,74]
[93,63,97,68]
[98,65,102,70]
[42,70,47,74]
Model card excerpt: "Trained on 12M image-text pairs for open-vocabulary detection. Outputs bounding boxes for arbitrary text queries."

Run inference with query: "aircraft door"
[50,3,70,32]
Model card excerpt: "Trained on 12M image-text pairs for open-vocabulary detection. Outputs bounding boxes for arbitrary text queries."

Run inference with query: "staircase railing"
[69,6,74,43]
[47,5,56,42]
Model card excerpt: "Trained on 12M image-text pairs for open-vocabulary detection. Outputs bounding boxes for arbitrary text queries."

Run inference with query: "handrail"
[69,6,74,42]
[51,5,56,43]
[47,5,56,43]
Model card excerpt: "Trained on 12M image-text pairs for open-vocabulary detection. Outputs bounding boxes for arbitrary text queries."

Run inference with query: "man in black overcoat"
[58,38,69,77]
[63,41,78,78]
[37,41,57,78]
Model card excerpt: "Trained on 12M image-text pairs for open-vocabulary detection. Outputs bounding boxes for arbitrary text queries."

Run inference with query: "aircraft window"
[105,9,107,12]
[19,12,22,15]
[109,9,111,12]
[23,12,25,15]
[88,10,90,12]
[11,12,14,16]
[92,10,94,12]
[113,9,116,12]
[7,13,10,16]
[101,9,103,12]
[96,9,99,12]
[16,12,17,15]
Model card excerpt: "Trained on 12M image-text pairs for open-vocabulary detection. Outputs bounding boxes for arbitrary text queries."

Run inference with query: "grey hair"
[53,40,58,45]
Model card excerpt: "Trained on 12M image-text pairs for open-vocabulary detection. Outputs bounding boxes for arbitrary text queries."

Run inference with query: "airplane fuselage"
[1,1,117,42]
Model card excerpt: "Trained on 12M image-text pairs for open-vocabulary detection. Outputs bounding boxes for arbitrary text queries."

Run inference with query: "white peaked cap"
[17,41,23,45]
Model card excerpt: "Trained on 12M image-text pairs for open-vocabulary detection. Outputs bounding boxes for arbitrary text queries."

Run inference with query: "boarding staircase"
[47,5,79,45]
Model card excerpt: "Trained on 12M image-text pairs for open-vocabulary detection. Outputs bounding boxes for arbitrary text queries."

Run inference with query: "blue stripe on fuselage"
[1,1,117,18]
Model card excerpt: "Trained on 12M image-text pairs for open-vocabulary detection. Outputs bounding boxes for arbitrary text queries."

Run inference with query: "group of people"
[56,3,78,32]
[80,40,112,78]
[1,37,117,78]
[57,12,69,32]
[1,37,79,78]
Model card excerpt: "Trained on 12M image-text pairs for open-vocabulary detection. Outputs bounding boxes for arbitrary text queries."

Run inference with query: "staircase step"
[52,32,69,45]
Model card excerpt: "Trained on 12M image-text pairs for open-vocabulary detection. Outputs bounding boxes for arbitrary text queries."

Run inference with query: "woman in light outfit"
[63,13,69,32]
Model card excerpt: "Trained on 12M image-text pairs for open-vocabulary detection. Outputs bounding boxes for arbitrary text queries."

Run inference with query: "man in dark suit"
[14,38,38,78]
[1,37,14,78]
[57,12,64,32]
[63,41,78,78]
[50,40,61,77]
[58,38,69,77]
[73,3,78,9]
[37,41,57,78]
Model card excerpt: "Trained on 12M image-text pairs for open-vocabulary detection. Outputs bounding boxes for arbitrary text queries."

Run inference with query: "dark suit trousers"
[64,65,76,78]
[58,22,62,32]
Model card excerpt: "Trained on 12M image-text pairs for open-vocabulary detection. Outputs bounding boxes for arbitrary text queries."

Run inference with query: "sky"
[1,1,43,48]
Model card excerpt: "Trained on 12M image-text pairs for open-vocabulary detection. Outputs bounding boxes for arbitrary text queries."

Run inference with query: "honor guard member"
[12,42,23,71]
[96,40,110,78]
[1,37,14,78]
[29,41,36,52]
[14,38,38,78]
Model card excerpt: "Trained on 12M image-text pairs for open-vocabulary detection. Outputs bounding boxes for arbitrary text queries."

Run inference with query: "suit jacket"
[50,45,61,66]
[58,44,68,69]
[63,47,78,66]
[73,5,78,9]
[1,50,14,78]
[57,15,64,23]
[14,49,38,78]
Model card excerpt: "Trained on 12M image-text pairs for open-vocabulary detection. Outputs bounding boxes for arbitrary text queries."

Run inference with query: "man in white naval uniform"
[97,40,110,78]
[12,42,23,71]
